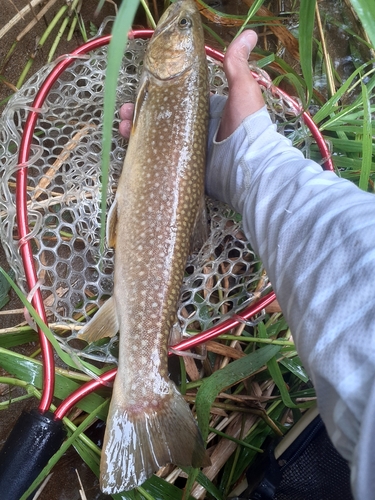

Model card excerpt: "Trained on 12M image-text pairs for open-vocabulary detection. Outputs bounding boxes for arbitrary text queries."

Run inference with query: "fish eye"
[178,17,192,29]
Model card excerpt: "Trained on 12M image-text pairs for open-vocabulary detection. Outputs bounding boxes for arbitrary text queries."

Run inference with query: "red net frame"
[15,30,333,417]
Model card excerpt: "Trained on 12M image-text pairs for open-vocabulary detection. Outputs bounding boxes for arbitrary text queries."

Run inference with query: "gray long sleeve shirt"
[206,97,375,499]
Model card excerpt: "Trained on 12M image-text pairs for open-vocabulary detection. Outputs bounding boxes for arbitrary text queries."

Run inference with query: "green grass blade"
[183,468,200,500]
[328,137,374,154]
[114,474,195,500]
[0,268,103,377]
[178,466,224,500]
[202,23,227,49]
[273,72,308,106]
[236,0,266,38]
[258,323,312,409]
[0,347,109,418]
[314,62,375,124]
[298,0,316,104]
[0,268,13,309]
[228,402,284,485]
[358,80,373,190]
[322,125,375,135]
[279,356,309,383]
[195,0,248,23]
[100,0,140,249]
[349,0,375,49]
[208,426,263,452]
[256,53,275,69]
[0,330,38,348]
[196,344,280,440]
[258,323,298,409]
[140,0,157,29]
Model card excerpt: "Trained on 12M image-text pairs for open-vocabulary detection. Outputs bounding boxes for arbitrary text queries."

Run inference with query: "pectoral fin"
[78,296,119,342]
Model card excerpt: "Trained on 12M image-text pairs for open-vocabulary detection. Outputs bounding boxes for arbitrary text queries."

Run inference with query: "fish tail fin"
[100,382,210,493]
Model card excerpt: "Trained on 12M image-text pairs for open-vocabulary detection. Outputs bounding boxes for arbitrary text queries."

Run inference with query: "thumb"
[223,30,258,86]
[216,30,265,142]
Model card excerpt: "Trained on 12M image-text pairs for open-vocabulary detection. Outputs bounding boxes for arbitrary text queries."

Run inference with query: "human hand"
[215,30,264,141]
[118,30,264,141]
[118,102,134,141]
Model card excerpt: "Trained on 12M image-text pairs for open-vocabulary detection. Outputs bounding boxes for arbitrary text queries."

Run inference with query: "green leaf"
[279,356,309,383]
[273,72,307,106]
[257,324,311,409]
[0,330,38,348]
[328,137,374,154]
[190,469,224,500]
[0,268,14,309]
[322,125,375,135]
[0,267,102,376]
[196,344,280,440]
[0,347,109,419]
[359,79,373,191]
[113,474,195,500]
[299,0,316,103]
[236,0,266,38]
[348,0,375,49]
[314,62,375,125]
[332,156,375,172]
[100,0,140,249]
[183,468,200,500]
[227,402,285,485]
[264,317,288,338]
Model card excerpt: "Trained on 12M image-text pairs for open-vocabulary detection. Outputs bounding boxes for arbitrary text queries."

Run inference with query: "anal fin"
[78,296,119,342]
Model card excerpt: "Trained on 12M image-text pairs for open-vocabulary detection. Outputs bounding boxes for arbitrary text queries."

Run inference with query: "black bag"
[232,406,353,500]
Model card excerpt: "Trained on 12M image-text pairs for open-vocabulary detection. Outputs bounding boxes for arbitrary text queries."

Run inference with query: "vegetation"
[0,0,374,498]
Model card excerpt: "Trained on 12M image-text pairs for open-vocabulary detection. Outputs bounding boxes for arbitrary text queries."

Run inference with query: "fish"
[78,0,210,493]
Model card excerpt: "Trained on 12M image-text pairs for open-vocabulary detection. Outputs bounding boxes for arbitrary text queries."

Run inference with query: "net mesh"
[0,36,313,363]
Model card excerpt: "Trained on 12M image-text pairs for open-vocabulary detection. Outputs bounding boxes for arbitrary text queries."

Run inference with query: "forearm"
[206,104,375,497]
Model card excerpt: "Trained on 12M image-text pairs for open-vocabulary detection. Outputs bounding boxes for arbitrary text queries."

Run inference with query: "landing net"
[0,34,314,363]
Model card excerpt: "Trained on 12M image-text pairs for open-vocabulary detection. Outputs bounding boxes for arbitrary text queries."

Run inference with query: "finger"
[223,30,258,87]
[119,103,135,139]
[217,30,265,142]
[119,102,134,120]
[119,119,132,139]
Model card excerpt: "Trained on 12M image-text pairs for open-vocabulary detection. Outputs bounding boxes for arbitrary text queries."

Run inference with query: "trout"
[78,0,210,493]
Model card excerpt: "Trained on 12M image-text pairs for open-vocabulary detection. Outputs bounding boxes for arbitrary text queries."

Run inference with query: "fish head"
[144,0,205,81]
